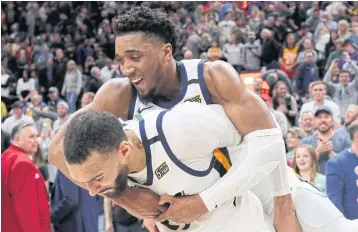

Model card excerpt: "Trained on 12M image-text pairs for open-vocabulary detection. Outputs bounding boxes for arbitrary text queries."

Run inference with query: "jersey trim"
[127,85,138,120]
[155,61,188,109]
[137,118,154,185]
[156,110,216,177]
[197,60,213,104]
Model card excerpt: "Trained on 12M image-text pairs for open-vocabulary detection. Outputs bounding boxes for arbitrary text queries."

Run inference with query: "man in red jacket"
[1,121,51,232]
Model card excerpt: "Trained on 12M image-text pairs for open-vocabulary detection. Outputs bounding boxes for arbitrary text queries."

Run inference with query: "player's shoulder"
[93,78,133,118]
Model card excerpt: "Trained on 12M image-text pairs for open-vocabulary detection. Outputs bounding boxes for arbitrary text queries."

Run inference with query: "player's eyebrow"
[124,49,140,53]
[76,173,104,184]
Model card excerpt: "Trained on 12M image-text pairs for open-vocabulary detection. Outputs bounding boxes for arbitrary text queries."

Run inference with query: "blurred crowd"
[1,1,358,232]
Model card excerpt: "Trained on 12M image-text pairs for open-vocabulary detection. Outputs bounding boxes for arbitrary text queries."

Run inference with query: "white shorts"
[252,169,358,232]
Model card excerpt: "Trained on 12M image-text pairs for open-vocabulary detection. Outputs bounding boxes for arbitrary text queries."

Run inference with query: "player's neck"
[157,58,181,98]
[125,130,147,173]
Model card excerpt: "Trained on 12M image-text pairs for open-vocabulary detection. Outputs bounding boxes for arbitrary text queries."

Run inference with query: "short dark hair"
[111,5,179,53]
[339,70,351,76]
[64,111,127,164]
[348,122,358,141]
[11,121,36,140]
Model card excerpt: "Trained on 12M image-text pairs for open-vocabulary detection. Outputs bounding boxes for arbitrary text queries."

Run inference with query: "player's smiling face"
[115,32,169,99]
[66,150,129,198]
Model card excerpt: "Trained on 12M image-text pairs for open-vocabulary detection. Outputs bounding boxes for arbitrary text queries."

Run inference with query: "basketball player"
[63,103,282,232]
[64,102,358,232]
[48,6,297,231]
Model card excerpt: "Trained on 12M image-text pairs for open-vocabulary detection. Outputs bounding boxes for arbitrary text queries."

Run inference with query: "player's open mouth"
[132,77,144,85]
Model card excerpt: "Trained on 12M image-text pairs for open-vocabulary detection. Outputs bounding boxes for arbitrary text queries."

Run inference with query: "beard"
[103,165,129,199]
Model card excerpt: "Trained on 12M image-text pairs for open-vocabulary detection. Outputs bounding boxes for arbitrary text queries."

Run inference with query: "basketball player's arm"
[48,79,164,218]
[203,61,300,232]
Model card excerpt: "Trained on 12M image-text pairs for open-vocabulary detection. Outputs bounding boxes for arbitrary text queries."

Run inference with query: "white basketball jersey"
[127,59,212,121]
[127,108,267,232]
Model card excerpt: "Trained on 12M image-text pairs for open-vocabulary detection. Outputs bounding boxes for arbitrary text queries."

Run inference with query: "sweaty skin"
[48,34,300,231]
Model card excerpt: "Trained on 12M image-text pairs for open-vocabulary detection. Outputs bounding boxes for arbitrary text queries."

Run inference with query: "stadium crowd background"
[1,1,358,232]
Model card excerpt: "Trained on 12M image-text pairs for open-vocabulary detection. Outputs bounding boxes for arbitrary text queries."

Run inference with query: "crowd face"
[311,84,326,102]
[276,83,288,97]
[12,107,24,119]
[57,104,68,118]
[345,108,358,125]
[315,112,334,134]
[295,147,313,172]
[14,126,39,155]
[339,72,350,85]
[300,112,315,133]
[286,132,301,150]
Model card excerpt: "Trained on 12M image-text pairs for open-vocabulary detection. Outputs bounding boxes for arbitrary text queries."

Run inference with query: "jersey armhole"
[127,85,138,120]
[198,60,213,105]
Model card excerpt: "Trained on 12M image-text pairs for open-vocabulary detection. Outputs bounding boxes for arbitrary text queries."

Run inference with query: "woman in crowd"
[279,33,301,79]
[272,80,298,126]
[61,60,82,113]
[16,69,35,102]
[286,127,305,162]
[337,19,351,40]
[293,144,326,192]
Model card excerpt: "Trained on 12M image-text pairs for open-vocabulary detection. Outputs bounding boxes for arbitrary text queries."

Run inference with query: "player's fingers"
[158,194,174,205]
[154,208,173,222]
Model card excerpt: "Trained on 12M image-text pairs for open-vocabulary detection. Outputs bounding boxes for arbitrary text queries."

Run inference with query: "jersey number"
[161,191,191,230]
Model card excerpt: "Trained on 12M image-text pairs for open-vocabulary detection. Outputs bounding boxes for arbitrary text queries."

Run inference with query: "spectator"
[186,25,203,59]
[218,9,235,45]
[272,80,298,126]
[81,91,95,108]
[315,27,330,72]
[299,81,341,125]
[346,22,358,46]
[51,171,99,232]
[61,60,82,113]
[297,39,318,65]
[183,50,193,60]
[100,58,115,83]
[335,104,358,147]
[87,66,104,93]
[53,101,70,133]
[323,59,358,118]
[47,86,63,113]
[2,122,51,232]
[53,48,67,93]
[305,8,321,33]
[279,33,302,79]
[17,69,36,102]
[337,19,351,40]
[265,98,288,135]
[286,127,305,161]
[2,101,34,134]
[260,28,281,67]
[299,111,315,136]
[326,123,358,220]
[301,106,351,174]
[340,40,358,79]
[243,31,262,72]
[207,40,222,61]
[223,34,243,72]
[295,51,320,98]
[325,38,344,71]
[292,144,326,192]
[314,11,338,42]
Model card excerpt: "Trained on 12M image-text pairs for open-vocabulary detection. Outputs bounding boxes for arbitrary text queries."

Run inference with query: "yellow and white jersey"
[126,103,268,232]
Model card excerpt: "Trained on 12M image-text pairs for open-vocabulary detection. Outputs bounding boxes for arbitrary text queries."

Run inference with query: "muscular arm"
[203,61,299,231]
[48,78,132,190]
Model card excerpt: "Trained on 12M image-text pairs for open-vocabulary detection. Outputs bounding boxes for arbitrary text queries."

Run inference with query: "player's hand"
[142,219,160,232]
[111,187,167,219]
[154,194,208,224]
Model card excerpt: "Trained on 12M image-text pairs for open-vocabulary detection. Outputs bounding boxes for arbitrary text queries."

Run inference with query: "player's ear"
[117,141,131,161]
[162,43,173,63]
